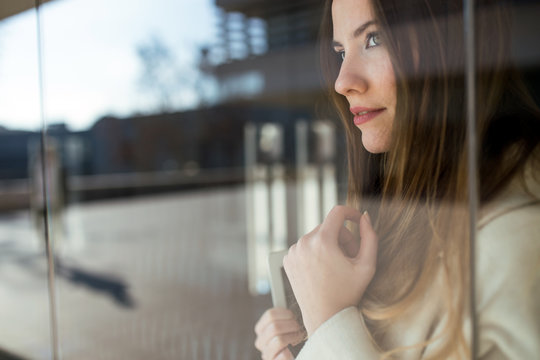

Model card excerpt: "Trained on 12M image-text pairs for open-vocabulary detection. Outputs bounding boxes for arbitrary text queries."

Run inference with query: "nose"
[334,57,368,97]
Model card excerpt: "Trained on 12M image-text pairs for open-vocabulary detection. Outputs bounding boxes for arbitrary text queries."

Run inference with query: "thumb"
[354,211,378,271]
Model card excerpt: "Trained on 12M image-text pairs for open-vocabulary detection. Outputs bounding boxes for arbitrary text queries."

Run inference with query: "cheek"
[380,62,397,107]
[366,52,397,108]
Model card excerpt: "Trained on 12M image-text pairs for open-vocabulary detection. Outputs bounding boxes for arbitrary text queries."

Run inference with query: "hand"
[254,308,305,360]
[283,206,378,336]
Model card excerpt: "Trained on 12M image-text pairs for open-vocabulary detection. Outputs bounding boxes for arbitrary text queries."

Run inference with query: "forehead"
[332,0,375,38]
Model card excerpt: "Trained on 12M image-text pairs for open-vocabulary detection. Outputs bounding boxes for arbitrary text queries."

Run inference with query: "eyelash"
[336,31,381,61]
[366,32,381,48]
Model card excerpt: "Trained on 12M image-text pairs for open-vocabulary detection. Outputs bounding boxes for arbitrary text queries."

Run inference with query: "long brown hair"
[319,0,540,357]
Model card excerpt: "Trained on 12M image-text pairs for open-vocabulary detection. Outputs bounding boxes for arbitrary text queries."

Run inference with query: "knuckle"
[275,349,292,360]
[297,234,308,246]
[332,204,348,216]
[273,335,288,348]
[328,205,341,217]
[256,312,270,330]
[254,338,262,350]
[267,322,279,335]
[288,243,297,255]
[266,309,278,322]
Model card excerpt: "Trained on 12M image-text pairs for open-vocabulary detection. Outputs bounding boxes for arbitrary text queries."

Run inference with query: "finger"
[320,206,362,241]
[355,211,378,270]
[255,308,295,335]
[255,318,302,350]
[275,347,295,360]
[338,225,360,257]
[264,331,305,360]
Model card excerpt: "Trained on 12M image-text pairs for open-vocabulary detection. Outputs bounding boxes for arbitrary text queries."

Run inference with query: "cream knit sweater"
[297,173,540,359]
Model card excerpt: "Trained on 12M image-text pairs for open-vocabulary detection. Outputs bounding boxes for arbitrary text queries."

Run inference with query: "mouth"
[356,110,371,116]
[350,107,385,126]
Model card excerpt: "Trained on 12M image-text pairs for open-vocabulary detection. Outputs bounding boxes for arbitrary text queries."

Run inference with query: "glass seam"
[35,1,59,359]
[464,0,478,358]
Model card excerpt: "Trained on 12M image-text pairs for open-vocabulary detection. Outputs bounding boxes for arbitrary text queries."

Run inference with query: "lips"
[350,106,385,126]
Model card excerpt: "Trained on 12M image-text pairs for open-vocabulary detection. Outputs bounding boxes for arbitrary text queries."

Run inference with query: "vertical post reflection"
[35,1,58,359]
[463,0,478,357]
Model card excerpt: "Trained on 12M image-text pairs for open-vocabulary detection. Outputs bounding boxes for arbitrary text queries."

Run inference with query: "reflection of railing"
[68,168,244,192]
[68,168,245,202]
[0,168,245,211]
[295,120,337,238]
[245,120,337,296]
[245,122,288,295]
[0,179,30,211]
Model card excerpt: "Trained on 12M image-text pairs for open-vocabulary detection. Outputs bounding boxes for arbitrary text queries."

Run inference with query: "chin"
[361,137,390,154]
[359,126,392,154]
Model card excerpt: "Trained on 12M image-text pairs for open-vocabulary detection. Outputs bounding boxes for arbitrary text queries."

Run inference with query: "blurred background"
[0,0,538,359]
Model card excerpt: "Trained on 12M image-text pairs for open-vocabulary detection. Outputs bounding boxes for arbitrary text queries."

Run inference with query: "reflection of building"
[0,128,40,179]
[90,104,312,175]
[0,0,333,210]
[0,102,315,209]
[213,0,325,107]
[0,0,55,21]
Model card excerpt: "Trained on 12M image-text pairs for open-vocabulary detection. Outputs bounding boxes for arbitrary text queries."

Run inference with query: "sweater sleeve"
[476,203,540,359]
[295,306,381,360]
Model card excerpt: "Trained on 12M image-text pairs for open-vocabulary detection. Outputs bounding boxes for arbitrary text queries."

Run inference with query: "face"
[332,0,396,153]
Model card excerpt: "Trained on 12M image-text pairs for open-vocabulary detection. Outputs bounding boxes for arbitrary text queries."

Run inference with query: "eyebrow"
[332,20,377,47]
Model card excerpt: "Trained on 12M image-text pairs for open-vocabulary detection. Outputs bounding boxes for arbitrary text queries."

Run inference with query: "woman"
[255,0,540,358]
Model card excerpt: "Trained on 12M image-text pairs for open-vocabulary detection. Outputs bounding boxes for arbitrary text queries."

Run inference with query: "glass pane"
[474,0,540,358]
[36,0,329,358]
[0,7,53,360]
[10,0,539,359]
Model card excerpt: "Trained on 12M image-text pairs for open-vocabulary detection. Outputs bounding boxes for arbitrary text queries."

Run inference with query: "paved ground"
[0,186,272,360]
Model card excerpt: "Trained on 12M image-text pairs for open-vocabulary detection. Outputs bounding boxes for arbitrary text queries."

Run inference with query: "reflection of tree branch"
[136,35,198,112]
[135,35,219,112]
[136,36,174,112]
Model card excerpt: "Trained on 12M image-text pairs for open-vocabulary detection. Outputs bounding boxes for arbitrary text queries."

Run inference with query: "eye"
[366,32,381,49]
[334,49,345,62]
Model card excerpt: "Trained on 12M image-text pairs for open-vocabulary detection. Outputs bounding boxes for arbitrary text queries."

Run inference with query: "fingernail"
[363,210,372,226]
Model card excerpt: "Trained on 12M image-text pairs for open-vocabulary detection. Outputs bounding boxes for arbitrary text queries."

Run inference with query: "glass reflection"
[0,6,53,360]
[37,0,325,358]
[0,0,537,359]
[253,0,540,359]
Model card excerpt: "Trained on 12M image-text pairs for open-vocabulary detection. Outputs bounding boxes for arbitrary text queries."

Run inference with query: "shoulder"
[479,159,540,229]
[478,168,540,270]
[476,170,540,358]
